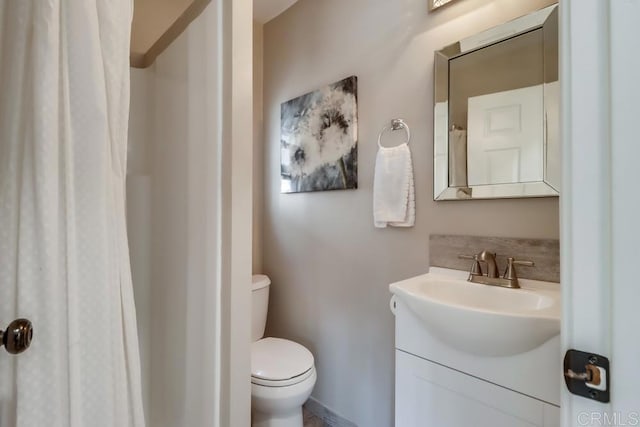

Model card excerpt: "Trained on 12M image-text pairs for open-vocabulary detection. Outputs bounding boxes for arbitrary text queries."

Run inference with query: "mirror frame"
[433,4,559,201]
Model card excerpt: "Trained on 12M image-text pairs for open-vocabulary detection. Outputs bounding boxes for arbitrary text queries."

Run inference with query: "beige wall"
[261,0,558,425]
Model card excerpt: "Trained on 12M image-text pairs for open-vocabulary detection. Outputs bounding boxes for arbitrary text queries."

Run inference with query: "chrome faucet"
[458,251,534,289]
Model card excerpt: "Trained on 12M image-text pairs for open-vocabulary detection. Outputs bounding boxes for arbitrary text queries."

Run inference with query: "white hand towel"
[373,143,415,228]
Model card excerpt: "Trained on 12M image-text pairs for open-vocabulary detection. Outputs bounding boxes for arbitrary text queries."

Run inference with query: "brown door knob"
[1,319,33,355]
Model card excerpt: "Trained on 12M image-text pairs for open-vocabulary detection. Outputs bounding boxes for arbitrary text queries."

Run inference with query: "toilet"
[251,275,317,427]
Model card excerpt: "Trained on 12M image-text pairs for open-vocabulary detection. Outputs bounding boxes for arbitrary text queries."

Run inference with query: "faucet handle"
[458,254,483,277]
[504,257,535,280]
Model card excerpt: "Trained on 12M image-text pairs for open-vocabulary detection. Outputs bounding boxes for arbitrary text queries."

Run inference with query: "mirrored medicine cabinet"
[433,4,559,200]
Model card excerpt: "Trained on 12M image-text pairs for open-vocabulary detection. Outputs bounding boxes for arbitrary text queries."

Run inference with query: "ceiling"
[130,0,208,68]
[131,0,299,68]
[254,0,300,24]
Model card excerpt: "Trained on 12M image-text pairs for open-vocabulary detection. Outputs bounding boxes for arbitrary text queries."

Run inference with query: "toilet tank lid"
[251,337,314,381]
[252,274,271,291]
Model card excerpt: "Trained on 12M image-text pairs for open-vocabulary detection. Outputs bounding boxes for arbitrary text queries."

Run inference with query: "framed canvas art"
[280,76,358,193]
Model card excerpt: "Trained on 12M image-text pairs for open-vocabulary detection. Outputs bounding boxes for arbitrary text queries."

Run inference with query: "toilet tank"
[251,274,271,342]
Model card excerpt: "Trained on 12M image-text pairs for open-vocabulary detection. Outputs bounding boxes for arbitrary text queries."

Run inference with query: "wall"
[261,0,558,426]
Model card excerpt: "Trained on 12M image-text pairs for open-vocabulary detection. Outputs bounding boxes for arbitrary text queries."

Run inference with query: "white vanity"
[390,267,561,427]
[394,3,562,423]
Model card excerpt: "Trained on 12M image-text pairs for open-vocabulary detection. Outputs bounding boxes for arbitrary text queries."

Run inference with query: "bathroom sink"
[389,267,560,357]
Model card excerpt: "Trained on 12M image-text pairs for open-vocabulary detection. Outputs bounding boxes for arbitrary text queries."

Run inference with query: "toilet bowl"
[251,275,317,427]
[251,337,316,427]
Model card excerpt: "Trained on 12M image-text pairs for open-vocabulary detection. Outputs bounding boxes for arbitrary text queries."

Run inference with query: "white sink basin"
[389,267,560,357]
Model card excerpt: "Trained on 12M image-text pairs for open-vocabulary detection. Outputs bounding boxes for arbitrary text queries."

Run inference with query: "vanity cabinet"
[396,350,559,427]
[392,296,560,427]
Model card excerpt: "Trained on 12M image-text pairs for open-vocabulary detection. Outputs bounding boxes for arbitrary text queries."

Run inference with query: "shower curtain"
[0,1,145,426]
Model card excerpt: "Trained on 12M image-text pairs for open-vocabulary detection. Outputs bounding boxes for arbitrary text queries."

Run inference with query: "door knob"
[1,319,33,355]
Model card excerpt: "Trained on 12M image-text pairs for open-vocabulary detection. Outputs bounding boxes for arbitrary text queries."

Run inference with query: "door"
[467,85,544,186]
[561,0,640,425]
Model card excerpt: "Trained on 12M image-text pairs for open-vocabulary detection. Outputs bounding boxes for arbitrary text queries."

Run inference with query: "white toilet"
[251,275,317,427]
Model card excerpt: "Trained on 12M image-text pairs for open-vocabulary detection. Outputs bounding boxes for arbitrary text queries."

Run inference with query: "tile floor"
[303,407,325,427]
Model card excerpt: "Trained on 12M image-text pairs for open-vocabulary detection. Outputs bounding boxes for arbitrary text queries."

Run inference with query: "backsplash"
[430,234,560,283]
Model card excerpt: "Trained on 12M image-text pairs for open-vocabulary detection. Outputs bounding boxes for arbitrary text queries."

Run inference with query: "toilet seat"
[251,366,315,387]
[251,338,315,388]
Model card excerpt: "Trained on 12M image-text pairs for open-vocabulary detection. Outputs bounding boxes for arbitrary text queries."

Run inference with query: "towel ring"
[378,119,411,148]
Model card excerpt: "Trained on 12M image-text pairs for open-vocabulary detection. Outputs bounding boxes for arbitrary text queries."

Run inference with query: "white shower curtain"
[0,1,145,426]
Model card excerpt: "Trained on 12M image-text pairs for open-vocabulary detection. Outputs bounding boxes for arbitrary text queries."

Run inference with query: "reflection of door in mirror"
[467,85,543,186]
[449,27,544,186]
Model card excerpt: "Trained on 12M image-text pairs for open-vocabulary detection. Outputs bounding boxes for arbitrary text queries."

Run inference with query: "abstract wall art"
[280,76,358,193]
